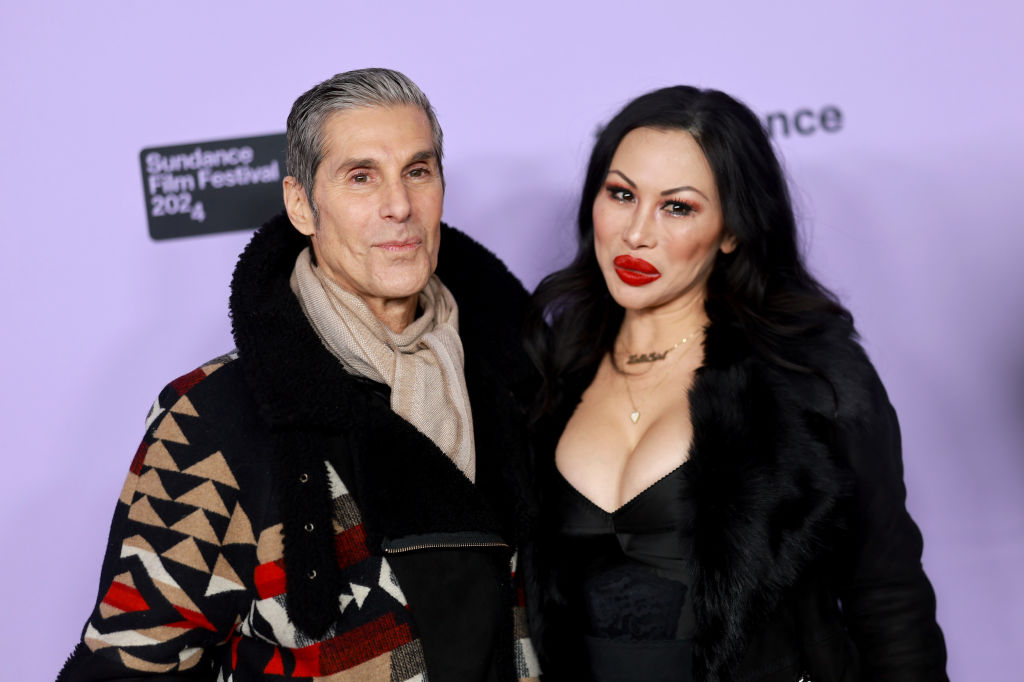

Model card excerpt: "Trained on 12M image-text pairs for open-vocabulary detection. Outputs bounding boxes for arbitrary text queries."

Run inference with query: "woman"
[524,86,948,681]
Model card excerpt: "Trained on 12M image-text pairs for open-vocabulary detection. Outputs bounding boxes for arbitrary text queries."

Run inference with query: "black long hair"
[526,86,852,409]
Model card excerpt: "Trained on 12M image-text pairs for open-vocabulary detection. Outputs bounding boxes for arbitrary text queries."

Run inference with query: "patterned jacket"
[59,213,540,681]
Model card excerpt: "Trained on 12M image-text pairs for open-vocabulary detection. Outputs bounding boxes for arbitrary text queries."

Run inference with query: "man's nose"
[380,178,412,222]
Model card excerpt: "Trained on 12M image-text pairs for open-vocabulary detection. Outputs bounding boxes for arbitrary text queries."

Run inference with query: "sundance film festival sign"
[140,133,286,240]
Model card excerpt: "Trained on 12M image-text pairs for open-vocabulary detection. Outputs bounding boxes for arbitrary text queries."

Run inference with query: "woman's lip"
[613,255,659,275]
[614,268,660,286]
[613,255,661,285]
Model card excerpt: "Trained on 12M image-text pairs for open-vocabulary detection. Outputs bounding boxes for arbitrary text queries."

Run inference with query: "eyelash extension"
[662,199,698,214]
[605,183,699,216]
[604,183,634,200]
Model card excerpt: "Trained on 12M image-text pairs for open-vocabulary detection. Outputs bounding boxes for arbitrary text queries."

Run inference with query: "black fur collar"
[686,316,851,678]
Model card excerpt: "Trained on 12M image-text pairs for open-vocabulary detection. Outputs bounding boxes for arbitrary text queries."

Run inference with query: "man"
[59,68,539,681]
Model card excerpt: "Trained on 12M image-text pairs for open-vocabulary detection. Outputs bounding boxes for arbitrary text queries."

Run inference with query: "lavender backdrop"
[3,1,1022,679]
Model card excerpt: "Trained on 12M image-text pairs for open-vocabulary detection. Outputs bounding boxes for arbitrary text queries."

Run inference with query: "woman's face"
[593,127,734,313]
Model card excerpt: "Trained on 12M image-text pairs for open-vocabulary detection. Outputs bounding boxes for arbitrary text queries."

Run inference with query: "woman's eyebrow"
[661,185,709,201]
[608,170,636,187]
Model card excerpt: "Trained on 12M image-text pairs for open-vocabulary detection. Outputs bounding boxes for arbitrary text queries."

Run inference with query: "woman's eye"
[664,201,695,216]
[606,186,634,202]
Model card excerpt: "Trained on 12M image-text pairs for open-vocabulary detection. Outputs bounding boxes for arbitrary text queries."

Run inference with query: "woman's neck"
[615,295,709,353]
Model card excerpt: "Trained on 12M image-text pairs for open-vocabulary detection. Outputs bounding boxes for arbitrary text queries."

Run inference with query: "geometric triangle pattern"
[119,472,139,506]
[205,554,246,597]
[378,558,407,607]
[176,480,230,517]
[144,399,165,432]
[153,413,189,446]
[183,451,239,490]
[144,441,180,472]
[137,469,173,501]
[162,537,210,573]
[170,395,199,417]
[127,496,166,529]
[170,509,220,545]
[222,503,256,546]
[325,461,349,499]
[350,582,371,609]
[212,554,244,586]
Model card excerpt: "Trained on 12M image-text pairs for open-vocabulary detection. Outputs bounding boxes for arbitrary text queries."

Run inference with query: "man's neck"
[366,295,420,333]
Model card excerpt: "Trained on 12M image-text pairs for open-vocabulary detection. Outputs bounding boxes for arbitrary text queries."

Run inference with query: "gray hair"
[286,67,444,220]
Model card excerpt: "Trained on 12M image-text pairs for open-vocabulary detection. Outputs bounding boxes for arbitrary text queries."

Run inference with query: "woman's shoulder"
[783,319,890,424]
[702,309,888,425]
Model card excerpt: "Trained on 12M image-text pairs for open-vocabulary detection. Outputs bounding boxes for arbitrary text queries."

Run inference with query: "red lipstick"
[613,255,661,286]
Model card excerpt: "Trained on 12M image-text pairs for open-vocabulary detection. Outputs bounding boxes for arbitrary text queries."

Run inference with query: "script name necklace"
[621,332,700,424]
[622,331,698,365]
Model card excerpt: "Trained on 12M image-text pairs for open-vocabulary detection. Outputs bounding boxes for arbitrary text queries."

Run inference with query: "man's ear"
[283,176,315,237]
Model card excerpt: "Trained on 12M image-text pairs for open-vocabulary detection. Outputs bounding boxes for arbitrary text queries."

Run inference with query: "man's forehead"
[321,105,433,154]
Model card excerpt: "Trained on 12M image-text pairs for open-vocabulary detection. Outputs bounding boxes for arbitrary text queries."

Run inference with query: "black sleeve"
[835,373,948,681]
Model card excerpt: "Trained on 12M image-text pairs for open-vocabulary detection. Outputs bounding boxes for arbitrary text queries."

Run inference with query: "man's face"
[286,105,444,312]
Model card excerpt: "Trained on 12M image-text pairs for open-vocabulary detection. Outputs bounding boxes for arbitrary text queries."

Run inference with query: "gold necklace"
[621,333,699,424]
[619,330,700,365]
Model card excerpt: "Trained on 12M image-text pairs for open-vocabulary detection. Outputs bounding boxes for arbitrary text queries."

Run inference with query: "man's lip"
[375,238,422,251]
[613,255,660,275]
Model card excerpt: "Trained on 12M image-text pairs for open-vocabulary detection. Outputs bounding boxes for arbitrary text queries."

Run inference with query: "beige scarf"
[289,248,476,482]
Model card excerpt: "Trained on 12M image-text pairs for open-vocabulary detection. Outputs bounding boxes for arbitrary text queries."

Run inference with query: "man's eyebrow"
[408,150,437,165]
[661,185,710,201]
[608,170,636,187]
[337,158,377,173]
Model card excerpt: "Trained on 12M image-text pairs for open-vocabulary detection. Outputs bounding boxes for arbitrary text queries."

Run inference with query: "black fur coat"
[59,212,541,681]
[526,313,948,681]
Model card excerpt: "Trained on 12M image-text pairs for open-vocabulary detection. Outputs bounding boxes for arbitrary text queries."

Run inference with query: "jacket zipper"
[381,532,510,554]
[383,540,510,553]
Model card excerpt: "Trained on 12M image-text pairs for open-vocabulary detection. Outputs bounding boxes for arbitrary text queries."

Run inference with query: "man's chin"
[373,269,434,301]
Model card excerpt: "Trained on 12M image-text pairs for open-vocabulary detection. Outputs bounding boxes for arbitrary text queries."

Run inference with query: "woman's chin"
[608,287,666,312]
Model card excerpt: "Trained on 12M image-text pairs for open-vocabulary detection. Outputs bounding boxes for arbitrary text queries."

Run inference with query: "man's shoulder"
[145,350,257,434]
[436,223,527,307]
[434,225,534,389]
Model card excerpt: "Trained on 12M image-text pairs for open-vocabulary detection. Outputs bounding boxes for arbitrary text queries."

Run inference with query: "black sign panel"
[140,133,287,240]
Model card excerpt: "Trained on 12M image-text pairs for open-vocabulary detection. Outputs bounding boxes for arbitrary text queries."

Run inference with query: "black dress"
[554,464,696,682]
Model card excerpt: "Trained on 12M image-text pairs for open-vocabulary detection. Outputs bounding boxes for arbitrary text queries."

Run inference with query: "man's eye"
[352,173,369,183]
[409,167,428,178]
